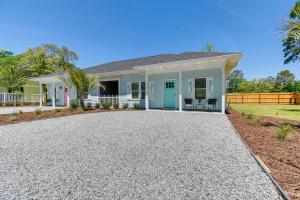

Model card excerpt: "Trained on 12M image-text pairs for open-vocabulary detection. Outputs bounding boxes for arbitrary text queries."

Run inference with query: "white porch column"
[179,71,182,111]
[221,67,226,114]
[52,83,56,108]
[39,82,43,107]
[145,72,149,110]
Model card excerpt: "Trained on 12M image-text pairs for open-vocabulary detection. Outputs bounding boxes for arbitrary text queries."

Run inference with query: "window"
[141,82,145,100]
[195,78,206,101]
[131,82,139,99]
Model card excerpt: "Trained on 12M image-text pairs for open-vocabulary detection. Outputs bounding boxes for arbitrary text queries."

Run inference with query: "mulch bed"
[0,108,134,126]
[227,109,300,200]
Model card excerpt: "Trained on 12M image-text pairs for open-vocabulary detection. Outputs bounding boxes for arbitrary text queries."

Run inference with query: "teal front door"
[164,80,176,109]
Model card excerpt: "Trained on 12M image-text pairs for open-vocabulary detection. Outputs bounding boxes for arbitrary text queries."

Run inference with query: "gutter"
[227,115,291,200]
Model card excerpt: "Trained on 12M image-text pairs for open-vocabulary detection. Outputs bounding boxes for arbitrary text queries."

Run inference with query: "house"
[32,52,242,113]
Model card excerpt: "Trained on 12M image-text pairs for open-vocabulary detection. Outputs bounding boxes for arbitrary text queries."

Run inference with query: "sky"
[0,0,299,80]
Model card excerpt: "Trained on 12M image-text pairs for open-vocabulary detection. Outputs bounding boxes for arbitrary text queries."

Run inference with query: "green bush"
[18,110,23,114]
[122,103,129,109]
[55,108,62,112]
[250,116,261,126]
[133,103,139,110]
[95,103,100,109]
[35,109,42,114]
[245,112,254,120]
[70,99,79,110]
[102,100,111,110]
[277,124,293,140]
[113,103,119,109]
[86,102,93,110]
[241,111,246,116]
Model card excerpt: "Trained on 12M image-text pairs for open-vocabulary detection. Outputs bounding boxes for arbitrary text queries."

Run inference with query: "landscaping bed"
[0,108,135,126]
[228,109,300,200]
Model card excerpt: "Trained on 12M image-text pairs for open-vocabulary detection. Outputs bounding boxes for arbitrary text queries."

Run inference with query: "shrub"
[55,108,62,112]
[79,108,84,113]
[35,109,42,114]
[86,102,93,110]
[95,103,100,109]
[102,100,111,110]
[70,100,79,110]
[113,103,119,109]
[277,124,293,140]
[18,110,23,114]
[133,103,139,110]
[245,112,254,120]
[241,111,246,116]
[122,103,129,109]
[9,115,18,122]
[250,116,261,126]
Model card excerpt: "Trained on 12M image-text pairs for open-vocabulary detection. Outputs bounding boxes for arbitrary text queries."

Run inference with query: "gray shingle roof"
[82,51,238,74]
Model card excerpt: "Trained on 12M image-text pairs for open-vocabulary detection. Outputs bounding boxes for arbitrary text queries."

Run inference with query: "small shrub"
[70,100,79,110]
[133,103,139,110]
[86,102,93,110]
[277,124,293,140]
[9,115,18,122]
[18,110,23,114]
[102,100,111,110]
[35,109,42,114]
[122,103,129,109]
[113,103,119,109]
[241,111,246,116]
[250,116,261,126]
[245,112,254,120]
[55,108,62,112]
[79,108,84,113]
[95,103,100,109]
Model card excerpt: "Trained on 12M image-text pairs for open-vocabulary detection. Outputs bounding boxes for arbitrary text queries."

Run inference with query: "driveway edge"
[226,115,291,200]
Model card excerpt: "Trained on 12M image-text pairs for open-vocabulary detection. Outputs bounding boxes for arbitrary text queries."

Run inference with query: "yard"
[230,104,300,121]
[0,111,283,199]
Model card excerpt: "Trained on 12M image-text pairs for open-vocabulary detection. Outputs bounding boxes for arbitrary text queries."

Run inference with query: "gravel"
[0,111,283,199]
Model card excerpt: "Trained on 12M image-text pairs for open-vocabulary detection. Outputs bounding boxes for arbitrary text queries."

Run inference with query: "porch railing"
[84,95,119,105]
[0,93,43,104]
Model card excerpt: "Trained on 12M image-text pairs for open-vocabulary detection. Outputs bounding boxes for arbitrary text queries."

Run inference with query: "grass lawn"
[230,104,300,121]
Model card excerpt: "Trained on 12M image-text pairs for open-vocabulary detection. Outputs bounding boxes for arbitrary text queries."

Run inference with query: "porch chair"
[184,98,193,110]
[206,98,217,112]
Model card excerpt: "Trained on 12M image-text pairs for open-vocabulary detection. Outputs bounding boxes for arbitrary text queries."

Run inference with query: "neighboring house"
[32,52,242,113]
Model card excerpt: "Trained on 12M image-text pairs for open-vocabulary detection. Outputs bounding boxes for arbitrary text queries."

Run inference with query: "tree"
[281,2,300,64]
[0,49,13,58]
[229,69,244,79]
[275,70,295,92]
[62,68,97,108]
[202,43,215,52]
[0,63,27,93]
[256,78,276,92]
[226,70,245,93]
[21,44,78,77]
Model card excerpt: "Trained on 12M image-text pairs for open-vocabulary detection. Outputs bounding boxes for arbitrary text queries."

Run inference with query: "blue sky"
[0,0,299,79]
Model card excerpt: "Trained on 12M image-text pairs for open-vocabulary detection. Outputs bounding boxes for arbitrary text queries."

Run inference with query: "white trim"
[149,81,154,101]
[179,71,182,112]
[221,67,226,114]
[145,73,149,110]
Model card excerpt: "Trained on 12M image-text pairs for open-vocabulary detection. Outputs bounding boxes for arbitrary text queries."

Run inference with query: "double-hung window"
[195,78,206,101]
[131,82,140,100]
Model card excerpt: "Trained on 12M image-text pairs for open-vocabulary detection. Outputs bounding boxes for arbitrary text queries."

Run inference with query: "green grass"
[231,104,300,121]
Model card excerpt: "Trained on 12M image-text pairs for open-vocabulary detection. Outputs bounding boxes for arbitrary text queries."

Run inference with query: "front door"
[164,80,176,109]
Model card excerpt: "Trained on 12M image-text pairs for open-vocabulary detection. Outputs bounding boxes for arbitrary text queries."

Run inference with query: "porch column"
[145,73,149,110]
[221,67,226,114]
[39,82,43,107]
[179,71,182,111]
[52,83,56,108]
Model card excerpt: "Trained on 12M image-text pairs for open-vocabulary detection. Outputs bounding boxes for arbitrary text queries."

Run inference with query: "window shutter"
[188,78,194,98]
[206,77,214,98]
[127,82,132,99]
[149,81,154,100]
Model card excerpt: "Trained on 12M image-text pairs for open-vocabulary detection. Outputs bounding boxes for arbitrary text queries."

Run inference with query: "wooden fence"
[226,93,300,105]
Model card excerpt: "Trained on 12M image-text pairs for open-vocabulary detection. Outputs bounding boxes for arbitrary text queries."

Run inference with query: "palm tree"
[61,68,97,108]
[281,2,300,64]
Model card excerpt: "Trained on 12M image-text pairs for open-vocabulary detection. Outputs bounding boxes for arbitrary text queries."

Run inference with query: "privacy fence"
[226,93,300,105]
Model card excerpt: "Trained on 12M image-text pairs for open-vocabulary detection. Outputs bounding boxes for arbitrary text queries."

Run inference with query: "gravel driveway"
[0,111,283,199]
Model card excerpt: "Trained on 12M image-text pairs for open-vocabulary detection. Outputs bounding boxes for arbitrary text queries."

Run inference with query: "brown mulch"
[0,108,133,126]
[227,109,300,200]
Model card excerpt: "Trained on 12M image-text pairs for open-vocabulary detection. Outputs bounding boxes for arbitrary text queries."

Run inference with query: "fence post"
[258,93,261,104]
[278,93,280,104]
[242,94,244,104]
